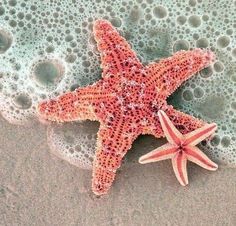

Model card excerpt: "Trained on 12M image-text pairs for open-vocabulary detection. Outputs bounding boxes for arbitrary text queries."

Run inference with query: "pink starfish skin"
[38,19,215,195]
[139,110,218,186]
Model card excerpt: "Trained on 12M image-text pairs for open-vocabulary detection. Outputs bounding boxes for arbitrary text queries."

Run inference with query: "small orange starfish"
[139,110,218,186]
[38,19,215,195]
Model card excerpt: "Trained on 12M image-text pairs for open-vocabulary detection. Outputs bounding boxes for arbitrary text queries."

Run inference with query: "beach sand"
[1,117,236,226]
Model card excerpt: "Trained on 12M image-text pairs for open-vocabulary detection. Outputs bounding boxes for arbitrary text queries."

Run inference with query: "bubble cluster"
[0,0,235,167]
[47,121,98,170]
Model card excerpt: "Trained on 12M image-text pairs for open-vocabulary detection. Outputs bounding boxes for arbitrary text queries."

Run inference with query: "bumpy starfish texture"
[139,110,218,186]
[38,19,215,195]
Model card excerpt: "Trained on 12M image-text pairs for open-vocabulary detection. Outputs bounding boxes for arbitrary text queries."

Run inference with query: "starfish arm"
[38,82,111,122]
[92,121,138,195]
[158,110,183,145]
[139,143,177,164]
[184,146,218,171]
[93,19,142,78]
[183,123,217,146]
[146,49,215,96]
[172,151,188,186]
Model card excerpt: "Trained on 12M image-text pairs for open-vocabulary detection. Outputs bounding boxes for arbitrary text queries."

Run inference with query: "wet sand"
[0,117,236,226]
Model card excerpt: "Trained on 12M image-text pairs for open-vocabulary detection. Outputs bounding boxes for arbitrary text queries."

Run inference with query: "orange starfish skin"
[139,110,218,186]
[38,19,215,195]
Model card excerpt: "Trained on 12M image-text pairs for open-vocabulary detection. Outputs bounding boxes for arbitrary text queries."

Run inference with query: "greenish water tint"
[0,0,235,168]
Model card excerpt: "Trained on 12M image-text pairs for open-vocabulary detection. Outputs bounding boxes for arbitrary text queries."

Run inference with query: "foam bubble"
[188,15,201,28]
[213,61,224,72]
[9,0,17,7]
[110,17,122,27]
[153,6,167,19]
[13,93,32,109]
[189,0,197,7]
[182,89,193,101]
[200,66,213,78]
[0,29,12,54]
[173,40,189,52]
[221,136,230,148]
[65,54,77,63]
[31,59,65,89]
[232,48,236,58]
[231,102,236,110]
[176,16,187,25]
[210,135,220,146]
[0,7,5,16]
[193,87,204,98]
[217,35,230,48]
[196,38,209,48]
[202,15,209,22]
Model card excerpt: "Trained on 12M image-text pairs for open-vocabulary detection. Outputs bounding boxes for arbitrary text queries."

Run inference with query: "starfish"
[38,19,215,195]
[139,110,218,186]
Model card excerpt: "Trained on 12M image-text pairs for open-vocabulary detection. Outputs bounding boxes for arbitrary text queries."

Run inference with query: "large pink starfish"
[38,19,215,195]
[139,110,218,186]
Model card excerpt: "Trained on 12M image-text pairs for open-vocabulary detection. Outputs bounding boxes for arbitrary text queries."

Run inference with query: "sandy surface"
[1,117,236,226]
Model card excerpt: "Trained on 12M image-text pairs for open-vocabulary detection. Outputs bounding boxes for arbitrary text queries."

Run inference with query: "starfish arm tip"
[184,122,218,146]
[138,157,146,164]
[185,146,218,171]
[211,165,218,171]
[93,19,110,29]
[138,143,177,164]
[172,152,189,186]
[37,100,56,121]
[138,154,154,164]
[92,166,115,196]
[206,160,218,171]
[180,181,189,186]
[177,176,189,186]
[192,48,216,66]
[204,49,216,63]
[212,122,218,130]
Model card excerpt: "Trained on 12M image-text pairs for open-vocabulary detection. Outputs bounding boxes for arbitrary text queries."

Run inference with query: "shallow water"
[0,0,236,225]
[0,0,235,167]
